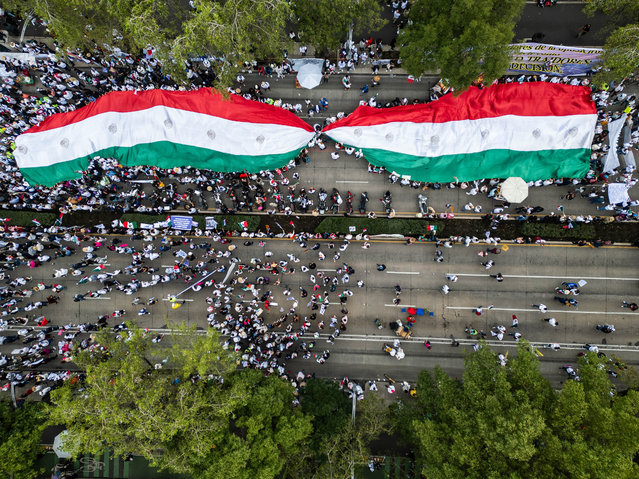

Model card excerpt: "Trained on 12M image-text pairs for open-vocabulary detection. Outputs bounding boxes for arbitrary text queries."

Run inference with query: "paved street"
[2,232,638,394]
[515,2,611,46]
[2,1,638,404]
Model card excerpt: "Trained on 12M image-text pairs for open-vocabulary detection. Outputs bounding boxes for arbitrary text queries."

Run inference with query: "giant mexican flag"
[322,83,597,182]
[14,89,315,186]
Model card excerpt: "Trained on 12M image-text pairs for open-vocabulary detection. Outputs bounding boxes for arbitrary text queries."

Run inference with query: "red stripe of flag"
[323,83,595,131]
[24,88,315,134]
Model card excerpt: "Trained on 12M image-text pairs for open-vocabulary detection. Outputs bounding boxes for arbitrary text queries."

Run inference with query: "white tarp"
[0,52,37,64]
[607,183,631,205]
[602,115,627,173]
[624,150,636,170]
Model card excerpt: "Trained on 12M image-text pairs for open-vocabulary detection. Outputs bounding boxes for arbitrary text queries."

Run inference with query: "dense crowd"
[0,4,638,402]
[0,28,637,221]
[0,219,392,401]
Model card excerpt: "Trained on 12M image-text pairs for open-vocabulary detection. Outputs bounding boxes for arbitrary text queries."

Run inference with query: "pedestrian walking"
[377,264,386,271]
[596,324,615,333]
[576,24,591,38]
[622,301,638,311]
[532,303,548,313]
[543,317,558,327]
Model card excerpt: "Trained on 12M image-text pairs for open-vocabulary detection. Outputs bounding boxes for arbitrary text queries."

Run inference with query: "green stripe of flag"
[18,141,305,186]
[360,147,591,183]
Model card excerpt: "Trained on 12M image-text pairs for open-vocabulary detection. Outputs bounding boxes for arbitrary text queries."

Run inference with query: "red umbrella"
[407,307,417,315]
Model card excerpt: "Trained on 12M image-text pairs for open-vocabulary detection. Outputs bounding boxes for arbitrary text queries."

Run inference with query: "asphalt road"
[515,2,612,46]
[144,64,633,221]
[2,232,639,396]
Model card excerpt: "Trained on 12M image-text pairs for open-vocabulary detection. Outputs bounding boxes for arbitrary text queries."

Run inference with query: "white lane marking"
[384,304,417,308]
[86,297,111,300]
[162,298,194,302]
[318,269,336,272]
[386,271,420,275]
[448,273,639,281]
[446,306,631,315]
[335,180,369,184]
[5,324,638,353]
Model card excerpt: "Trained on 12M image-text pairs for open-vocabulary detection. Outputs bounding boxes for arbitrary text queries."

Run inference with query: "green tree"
[583,0,639,24]
[294,0,387,54]
[294,379,390,479]
[538,352,639,478]
[396,343,639,479]
[398,0,525,91]
[300,378,351,453]
[581,0,639,84]
[192,370,313,479]
[3,0,290,88]
[0,402,48,479]
[49,324,311,479]
[406,343,550,479]
[597,24,639,83]
[168,0,291,87]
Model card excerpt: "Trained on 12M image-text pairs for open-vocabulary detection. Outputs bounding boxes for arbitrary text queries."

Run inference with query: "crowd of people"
[0,25,636,221]
[0,4,637,402]
[0,218,408,402]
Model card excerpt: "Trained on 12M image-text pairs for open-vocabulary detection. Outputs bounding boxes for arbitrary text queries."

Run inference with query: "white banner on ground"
[603,115,627,173]
[0,52,37,64]
[624,150,636,170]
[607,183,631,205]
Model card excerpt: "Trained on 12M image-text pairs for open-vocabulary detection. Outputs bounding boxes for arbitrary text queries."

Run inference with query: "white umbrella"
[500,177,529,203]
[296,63,322,90]
[53,430,72,458]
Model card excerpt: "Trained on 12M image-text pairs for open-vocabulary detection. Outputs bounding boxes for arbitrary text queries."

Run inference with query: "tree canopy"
[584,0,639,84]
[598,24,639,84]
[394,342,639,479]
[293,0,387,54]
[0,401,48,479]
[49,324,311,479]
[583,0,639,25]
[398,0,526,91]
[3,0,291,87]
[292,378,390,479]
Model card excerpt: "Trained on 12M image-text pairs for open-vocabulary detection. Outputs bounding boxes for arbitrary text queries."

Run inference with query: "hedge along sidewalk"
[520,222,596,240]
[0,209,261,232]
[0,210,59,227]
[2,208,638,243]
[117,213,261,231]
[315,217,444,236]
